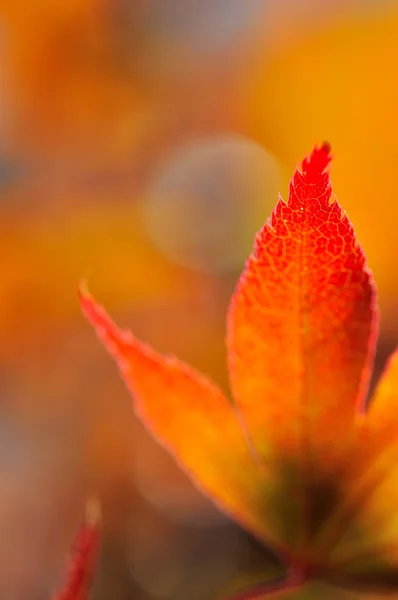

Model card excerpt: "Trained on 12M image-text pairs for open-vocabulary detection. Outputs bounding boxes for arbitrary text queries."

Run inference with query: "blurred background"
[0,0,397,598]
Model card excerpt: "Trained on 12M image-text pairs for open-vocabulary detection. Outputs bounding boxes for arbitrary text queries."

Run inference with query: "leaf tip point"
[78,278,90,300]
[78,280,98,324]
[302,141,332,177]
[85,497,101,528]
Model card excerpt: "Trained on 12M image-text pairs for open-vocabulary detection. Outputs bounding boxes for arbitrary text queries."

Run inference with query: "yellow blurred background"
[0,1,397,598]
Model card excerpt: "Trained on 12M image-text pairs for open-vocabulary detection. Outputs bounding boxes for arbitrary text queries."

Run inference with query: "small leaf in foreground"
[53,499,100,600]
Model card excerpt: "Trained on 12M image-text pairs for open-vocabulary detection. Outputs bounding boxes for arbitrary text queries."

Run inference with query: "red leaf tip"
[302,142,332,178]
[78,278,89,299]
[85,497,101,527]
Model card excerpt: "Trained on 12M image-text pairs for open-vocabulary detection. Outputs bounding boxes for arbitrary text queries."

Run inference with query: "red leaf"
[227,143,377,463]
[53,500,100,600]
[80,146,398,590]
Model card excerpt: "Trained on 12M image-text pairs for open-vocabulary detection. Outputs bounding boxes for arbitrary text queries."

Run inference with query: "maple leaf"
[52,499,100,600]
[80,145,398,597]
